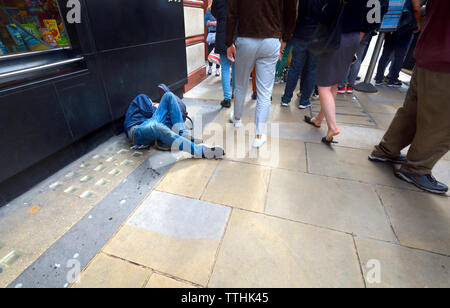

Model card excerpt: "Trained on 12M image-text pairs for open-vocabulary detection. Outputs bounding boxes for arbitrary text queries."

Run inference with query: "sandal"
[304,116,321,128]
[322,131,340,145]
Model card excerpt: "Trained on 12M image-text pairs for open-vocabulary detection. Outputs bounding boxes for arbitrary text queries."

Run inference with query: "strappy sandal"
[304,116,321,128]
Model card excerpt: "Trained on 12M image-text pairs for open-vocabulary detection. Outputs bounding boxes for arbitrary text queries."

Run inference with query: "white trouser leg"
[234,37,258,119]
[254,38,281,136]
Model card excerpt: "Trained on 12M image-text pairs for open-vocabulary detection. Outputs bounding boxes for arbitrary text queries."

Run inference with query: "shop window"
[0,0,71,57]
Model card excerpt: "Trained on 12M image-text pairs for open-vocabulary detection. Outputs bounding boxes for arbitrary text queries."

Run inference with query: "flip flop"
[304,116,321,128]
[322,131,340,145]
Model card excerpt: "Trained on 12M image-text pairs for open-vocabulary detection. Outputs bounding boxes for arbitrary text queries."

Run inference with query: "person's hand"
[227,45,236,62]
[279,40,286,61]
[413,26,421,34]
[210,21,217,27]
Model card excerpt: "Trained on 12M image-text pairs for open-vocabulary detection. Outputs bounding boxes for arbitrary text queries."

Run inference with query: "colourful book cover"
[17,25,40,49]
[40,27,57,47]
[43,19,66,45]
[21,23,42,39]
[0,39,9,55]
[6,24,27,52]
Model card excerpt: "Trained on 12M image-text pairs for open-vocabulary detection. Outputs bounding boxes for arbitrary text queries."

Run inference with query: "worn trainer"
[203,146,225,159]
[394,171,448,195]
[387,80,403,88]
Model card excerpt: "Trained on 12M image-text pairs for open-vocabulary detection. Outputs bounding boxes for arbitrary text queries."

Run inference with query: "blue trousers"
[220,54,236,100]
[281,38,318,106]
[131,93,203,156]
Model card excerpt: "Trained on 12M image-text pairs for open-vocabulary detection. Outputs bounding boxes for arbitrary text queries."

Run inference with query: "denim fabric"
[205,10,216,32]
[124,94,156,133]
[129,93,203,157]
[220,54,235,100]
[375,32,413,83]
[281,38,318,106]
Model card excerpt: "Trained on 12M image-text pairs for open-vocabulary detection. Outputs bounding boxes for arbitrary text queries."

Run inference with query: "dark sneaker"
[298,101,312,109]
[387,80,403,88]
[203,146,225,159]
[394,171,448,195]
[375,80,384,86]
[252,92,257,100]
[368,152,407,164]
[221,99,231,108]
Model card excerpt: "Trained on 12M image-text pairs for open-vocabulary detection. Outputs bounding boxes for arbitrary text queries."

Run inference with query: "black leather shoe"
[394,171,448,195]
[221,99,231,108]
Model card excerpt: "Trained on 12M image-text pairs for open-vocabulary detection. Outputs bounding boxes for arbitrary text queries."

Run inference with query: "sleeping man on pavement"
[124,88,225,159]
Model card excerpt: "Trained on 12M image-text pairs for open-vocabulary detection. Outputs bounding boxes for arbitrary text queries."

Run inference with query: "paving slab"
[355,92,403,115]
[369,112,396,130]
[356,237,450,288]
[377,186,450,255]
[266,169,396,241]
[72,253,150,288]
[306,143,420,191]
[156,158,219,199]
[145,273,197,288]
[208,209,364,288]
[433,159,450,189]
[201,161,271,212]
[104,191,231,286]
[224,136,307,172]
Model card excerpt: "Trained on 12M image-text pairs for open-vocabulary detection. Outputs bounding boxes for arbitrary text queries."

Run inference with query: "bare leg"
[318,85,340,140]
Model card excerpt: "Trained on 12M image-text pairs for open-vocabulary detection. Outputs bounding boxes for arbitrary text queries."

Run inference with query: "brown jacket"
[225,0,299,47]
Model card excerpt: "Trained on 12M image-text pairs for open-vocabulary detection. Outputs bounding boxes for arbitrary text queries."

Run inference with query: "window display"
[0,0,70,57]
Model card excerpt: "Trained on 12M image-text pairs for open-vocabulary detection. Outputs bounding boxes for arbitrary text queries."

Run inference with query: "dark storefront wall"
[0,0,188,205]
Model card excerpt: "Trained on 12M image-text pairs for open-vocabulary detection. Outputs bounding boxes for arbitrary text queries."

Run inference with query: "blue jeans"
[281,38,317,106]
[375,32,413,83]
[131,93,203,156]
[220,54,235,100]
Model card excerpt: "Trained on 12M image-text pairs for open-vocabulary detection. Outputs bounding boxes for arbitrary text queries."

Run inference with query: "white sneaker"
[252,135,267,148]
[215,69,220,77]
[230,112,242,128]
[207,66,212,75]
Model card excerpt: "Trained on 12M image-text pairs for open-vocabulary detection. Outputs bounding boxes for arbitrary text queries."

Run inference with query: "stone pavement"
[0,75,449,288]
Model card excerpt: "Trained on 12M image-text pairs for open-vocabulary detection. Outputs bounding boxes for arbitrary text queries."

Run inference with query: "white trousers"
[234,37,281,135]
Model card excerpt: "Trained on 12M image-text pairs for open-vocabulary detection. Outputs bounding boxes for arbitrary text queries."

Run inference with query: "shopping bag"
[208,48,221,65]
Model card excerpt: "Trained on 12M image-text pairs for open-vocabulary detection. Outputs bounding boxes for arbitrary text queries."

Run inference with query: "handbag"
[308,0,348,55]
[208,48,221,65]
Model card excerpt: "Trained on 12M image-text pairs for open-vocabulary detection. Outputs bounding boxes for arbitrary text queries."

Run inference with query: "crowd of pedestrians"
[197,0,449,194]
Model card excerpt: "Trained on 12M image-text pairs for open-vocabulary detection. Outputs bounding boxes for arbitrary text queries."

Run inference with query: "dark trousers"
[281,38,317,105]
[373,67,450,175]
[375,32,413,83]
